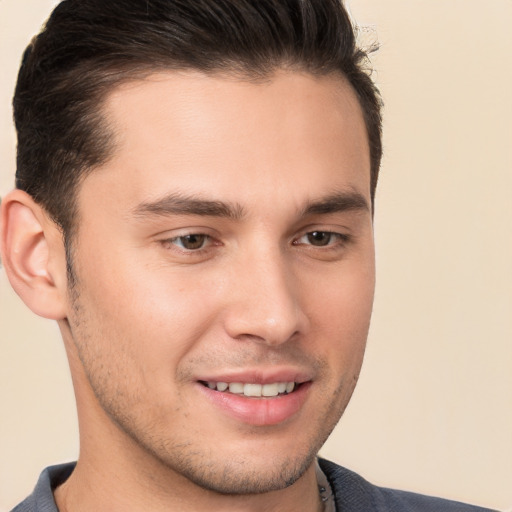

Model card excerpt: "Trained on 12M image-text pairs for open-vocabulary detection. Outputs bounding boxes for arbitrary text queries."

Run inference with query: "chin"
[168,449,318,495]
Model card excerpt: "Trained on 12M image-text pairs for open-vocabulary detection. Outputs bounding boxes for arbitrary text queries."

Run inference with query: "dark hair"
[14,0,382,238]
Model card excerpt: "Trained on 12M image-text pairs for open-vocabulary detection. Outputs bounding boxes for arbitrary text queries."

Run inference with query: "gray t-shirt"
[10,459,498,512]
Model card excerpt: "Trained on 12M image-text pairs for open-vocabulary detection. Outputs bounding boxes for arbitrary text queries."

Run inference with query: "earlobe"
[0,189,68,320]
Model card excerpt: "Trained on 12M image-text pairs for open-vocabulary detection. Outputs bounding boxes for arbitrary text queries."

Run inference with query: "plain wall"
[1,1,511,510]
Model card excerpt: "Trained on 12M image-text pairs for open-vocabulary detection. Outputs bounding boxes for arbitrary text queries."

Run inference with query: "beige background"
[1,0,511,510]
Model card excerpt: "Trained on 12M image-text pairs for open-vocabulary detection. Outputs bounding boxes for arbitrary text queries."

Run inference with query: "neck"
[54,453,324,512]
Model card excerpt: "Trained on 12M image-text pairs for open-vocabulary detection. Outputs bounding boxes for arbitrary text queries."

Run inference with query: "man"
[0,1,499,511]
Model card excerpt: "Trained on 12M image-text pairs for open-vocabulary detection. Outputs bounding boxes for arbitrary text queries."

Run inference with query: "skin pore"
[31,70,375,512]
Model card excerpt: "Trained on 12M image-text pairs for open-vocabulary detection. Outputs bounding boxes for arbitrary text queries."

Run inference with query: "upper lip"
[196,367,313,385]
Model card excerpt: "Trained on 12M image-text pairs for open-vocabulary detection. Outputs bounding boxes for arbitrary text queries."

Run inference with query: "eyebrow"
[131,190,370,221]
[132,193,245,220]
[300,191,370,217]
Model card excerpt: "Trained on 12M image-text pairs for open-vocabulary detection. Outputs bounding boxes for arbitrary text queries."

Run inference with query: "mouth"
[199,380,298,397]
[196,371,312,425]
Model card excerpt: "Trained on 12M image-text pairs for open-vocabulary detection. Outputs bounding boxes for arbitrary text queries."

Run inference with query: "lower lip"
[197,383,311,426]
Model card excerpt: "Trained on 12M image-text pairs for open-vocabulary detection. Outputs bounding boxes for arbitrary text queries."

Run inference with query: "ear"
[0,189,68,319]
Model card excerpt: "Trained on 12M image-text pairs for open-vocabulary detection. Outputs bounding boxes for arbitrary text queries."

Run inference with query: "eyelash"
[162,234,214,252]
[293,231,350,248]
[162,230,350,254]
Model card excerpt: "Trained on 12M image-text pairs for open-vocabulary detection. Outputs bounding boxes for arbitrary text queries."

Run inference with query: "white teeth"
[262,383,279,397]
[206,381,296,396]
[217,382,228,392]
[277,382,287,393]
[244,383,262,397]
[228,382,244,394]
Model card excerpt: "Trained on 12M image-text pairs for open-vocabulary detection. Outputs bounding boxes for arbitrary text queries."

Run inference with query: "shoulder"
[10,463,75,512]
[318,458,499,512]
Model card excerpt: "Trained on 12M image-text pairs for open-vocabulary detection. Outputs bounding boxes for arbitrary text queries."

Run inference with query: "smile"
[200,381,296,397]
[198,379,311,425]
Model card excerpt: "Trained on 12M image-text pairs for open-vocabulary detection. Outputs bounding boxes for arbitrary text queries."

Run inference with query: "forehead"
[80,70,371,217]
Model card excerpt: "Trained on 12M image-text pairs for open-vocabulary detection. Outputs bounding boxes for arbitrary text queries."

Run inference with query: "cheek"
[77,258,226,375]
[305,264,374,368]
[307,263,375,332]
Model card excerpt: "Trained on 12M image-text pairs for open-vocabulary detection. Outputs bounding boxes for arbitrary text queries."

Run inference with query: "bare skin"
[1,70,374,512]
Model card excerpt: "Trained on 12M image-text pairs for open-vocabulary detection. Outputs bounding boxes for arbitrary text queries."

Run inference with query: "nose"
[222,247,308,346]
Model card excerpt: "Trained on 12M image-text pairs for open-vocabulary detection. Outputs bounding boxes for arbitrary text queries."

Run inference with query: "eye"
[305,231,333,246]
[168,234,210,251]
[295,231,346,247]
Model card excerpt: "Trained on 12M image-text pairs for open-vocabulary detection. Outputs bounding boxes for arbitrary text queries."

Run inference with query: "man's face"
[63,70,375,493]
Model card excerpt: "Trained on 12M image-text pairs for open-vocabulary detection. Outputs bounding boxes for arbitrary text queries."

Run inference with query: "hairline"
[63,62,370,231]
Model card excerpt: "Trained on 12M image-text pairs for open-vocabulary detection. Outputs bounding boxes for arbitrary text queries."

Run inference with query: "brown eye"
[306,231,333,246]
[173,234,208,250]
